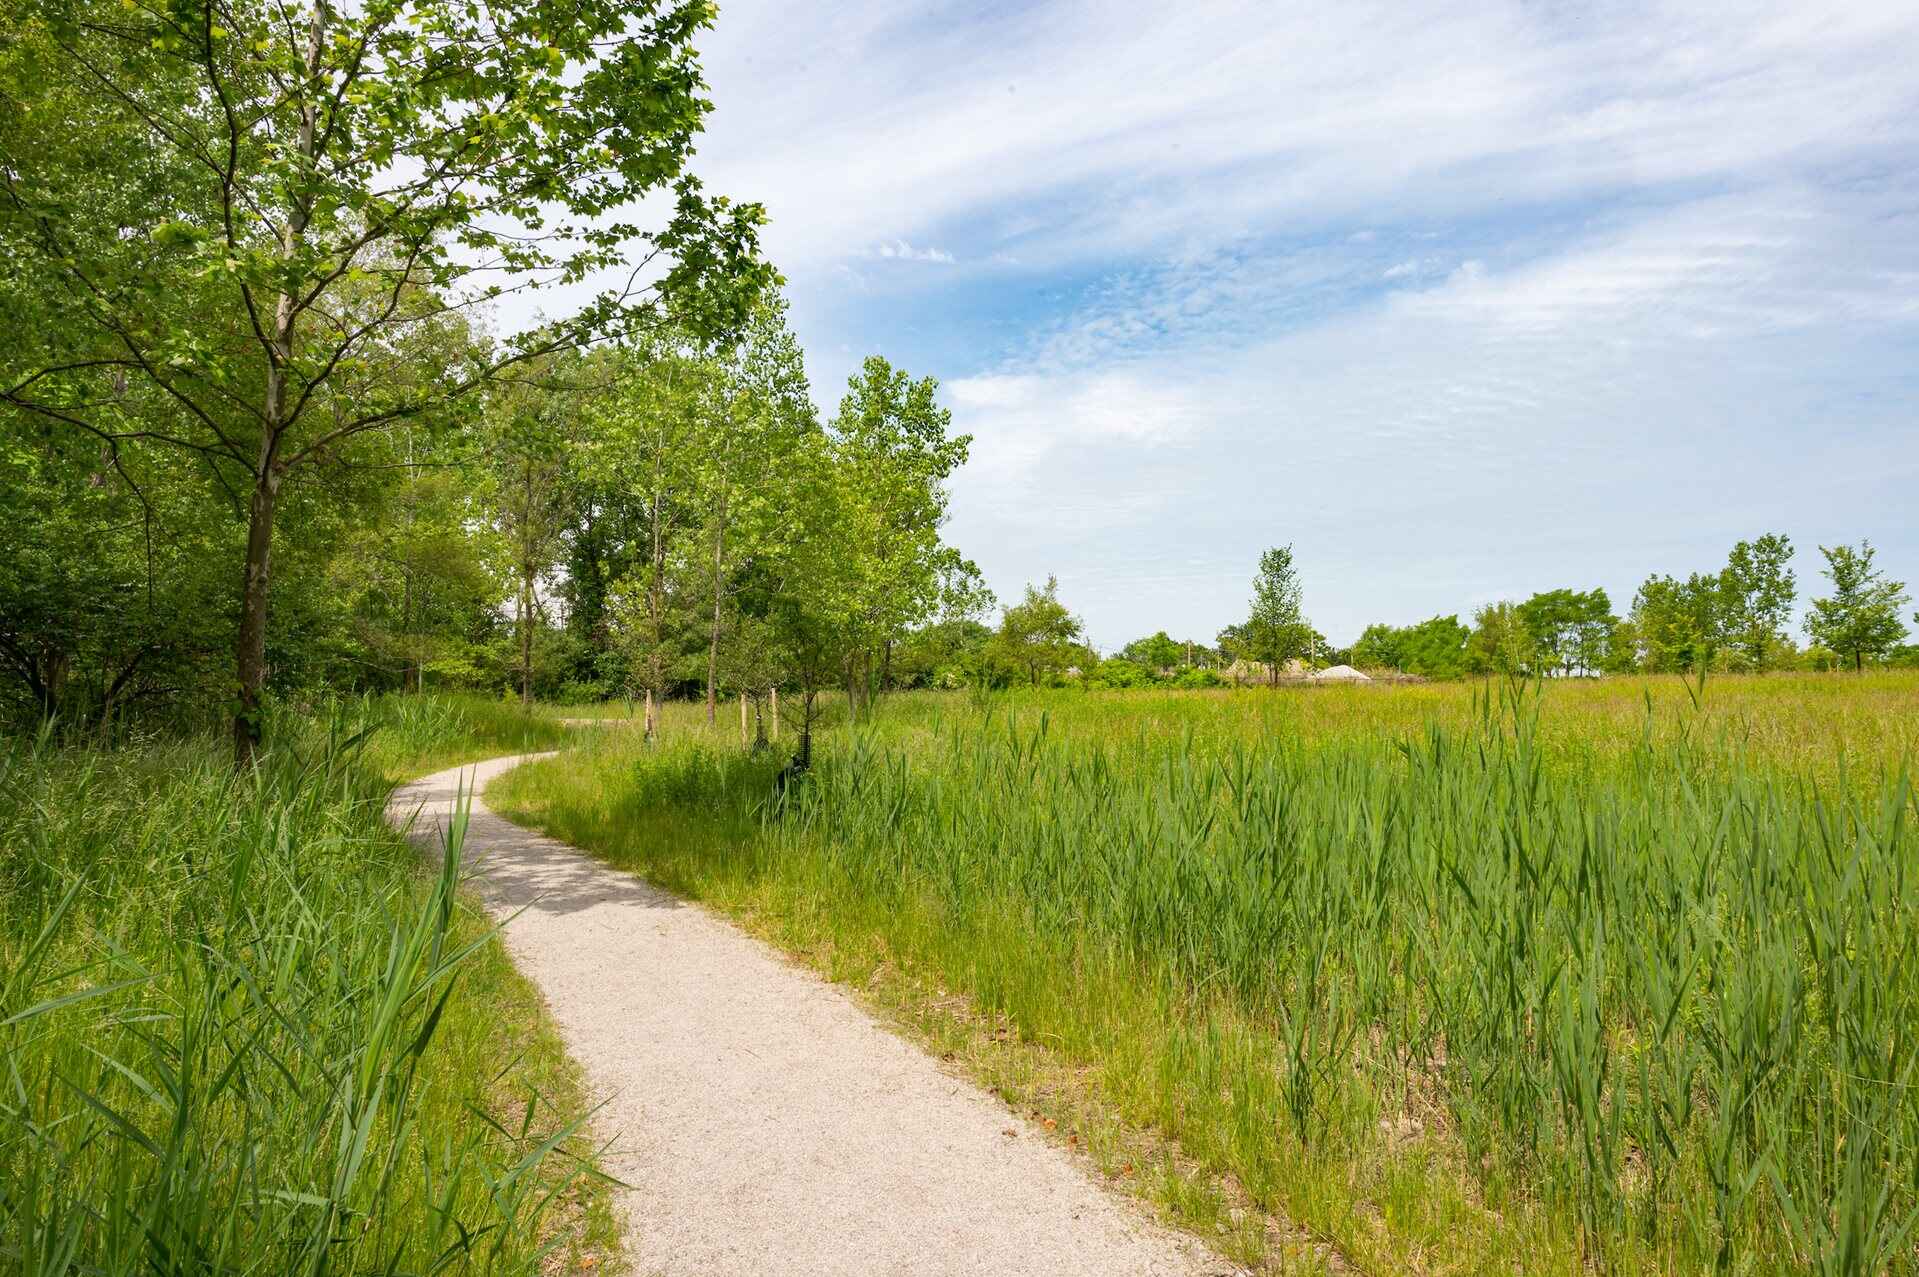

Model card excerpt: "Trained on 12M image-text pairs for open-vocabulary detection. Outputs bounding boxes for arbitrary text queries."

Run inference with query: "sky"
[587,1,1919,650]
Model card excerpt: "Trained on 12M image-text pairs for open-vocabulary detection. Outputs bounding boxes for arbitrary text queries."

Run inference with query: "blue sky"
[668,1,1919,649]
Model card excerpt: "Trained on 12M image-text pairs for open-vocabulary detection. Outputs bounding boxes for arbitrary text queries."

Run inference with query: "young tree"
[995,577,1083,687]
[696,293,815,723]
[1719,533,1796,669]
[1466,602,1533,675]
[586,337,709,725]
[759,431,862,766]
[1627,573,1721,673]
[891,562,997,689]
[331,428,498,693]
[1241,545,1311,684]
[829,357,972,716]
[1805,542,1910,671]
[489,363,581,706]
[0,0,770,760]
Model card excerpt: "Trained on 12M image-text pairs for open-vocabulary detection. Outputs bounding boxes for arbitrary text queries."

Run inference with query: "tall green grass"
[281,692,572,780]
[494,674,1919,1274]
[0,699,605,1276]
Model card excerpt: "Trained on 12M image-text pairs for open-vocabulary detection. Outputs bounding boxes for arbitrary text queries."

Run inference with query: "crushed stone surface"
[391,755,1233,1277]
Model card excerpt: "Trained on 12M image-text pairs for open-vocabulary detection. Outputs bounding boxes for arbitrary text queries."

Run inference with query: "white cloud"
[484,0,1919,647]
[938,186,1919,645]
[692,1,1919,277]
[866,239,955,263]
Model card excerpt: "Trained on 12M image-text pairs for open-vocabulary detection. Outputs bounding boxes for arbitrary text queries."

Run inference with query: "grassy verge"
[0,696,615,1276]
[491,675,1919,1275]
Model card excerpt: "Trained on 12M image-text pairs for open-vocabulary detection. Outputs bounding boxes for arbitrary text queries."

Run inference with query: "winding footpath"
[390,755,1231,1277]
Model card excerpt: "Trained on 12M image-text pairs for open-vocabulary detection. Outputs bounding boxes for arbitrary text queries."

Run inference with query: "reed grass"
[0,697,611,1276]
[492,672,1919,1274]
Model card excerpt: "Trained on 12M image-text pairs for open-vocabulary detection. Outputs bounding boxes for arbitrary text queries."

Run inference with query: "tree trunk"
[706,507,725,724]
[520,459,537,706]
[647,442,666,719]
[233,466,280,765]
[402,426,418,692]
[519,570,534,706]
[231,0,322,766]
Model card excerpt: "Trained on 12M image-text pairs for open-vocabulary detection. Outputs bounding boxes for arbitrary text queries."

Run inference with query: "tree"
[1627,573,1721,673]
[0,425,228,727]
[0,0,770,761]
[758,431,862,766]
[1466,602,1533,675]
[829,357,973,715]
[1516,588,1618,676]
[1120,631,1185,675]
[1347,615,1469,678]
[1719,533,1796,669]
[996,577,1083,687]
[489,360,584,705]
[1242,545,1311,684]
[331,429,499,693]
[1348,623,1403,672]
[1805,542,1910,671]
[586,337,709,726]
[557,459,652,696]
[695,293,814,722]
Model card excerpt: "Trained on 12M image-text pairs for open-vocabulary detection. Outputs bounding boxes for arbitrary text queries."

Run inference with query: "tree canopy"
[1805,542,1910,672]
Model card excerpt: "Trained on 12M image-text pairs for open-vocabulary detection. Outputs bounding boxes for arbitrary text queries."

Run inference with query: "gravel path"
[390,755,1230,1277]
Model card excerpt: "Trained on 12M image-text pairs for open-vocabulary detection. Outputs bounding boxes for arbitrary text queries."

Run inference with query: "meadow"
[0,697,617,1276]
[495,672,1919,1275]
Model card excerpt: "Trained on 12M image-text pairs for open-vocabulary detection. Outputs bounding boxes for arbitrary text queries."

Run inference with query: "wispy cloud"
[864,239,956,263]
[549,0,1919,646]
[696,1,1919,277]
[941,186,1919,643]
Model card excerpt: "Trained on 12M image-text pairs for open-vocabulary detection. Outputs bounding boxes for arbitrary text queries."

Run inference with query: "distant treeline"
[892,534,1918,692]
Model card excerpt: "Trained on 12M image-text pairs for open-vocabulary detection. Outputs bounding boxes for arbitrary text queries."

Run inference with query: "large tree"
[1805,542,1909,671]
[0,0,769,760]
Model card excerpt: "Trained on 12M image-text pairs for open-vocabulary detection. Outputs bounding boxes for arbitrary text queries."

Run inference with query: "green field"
[493,672,1919,1275]
[0,697,617,1275]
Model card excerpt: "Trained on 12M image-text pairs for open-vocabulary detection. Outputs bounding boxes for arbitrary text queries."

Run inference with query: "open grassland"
[493,672,1919,1275]
[0,697,614,1276]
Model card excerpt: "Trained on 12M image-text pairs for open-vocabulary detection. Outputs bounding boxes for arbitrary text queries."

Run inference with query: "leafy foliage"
[1805,541,1910,671]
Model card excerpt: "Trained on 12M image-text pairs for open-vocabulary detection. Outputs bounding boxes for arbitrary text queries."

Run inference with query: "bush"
[1173,666,1225,689]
